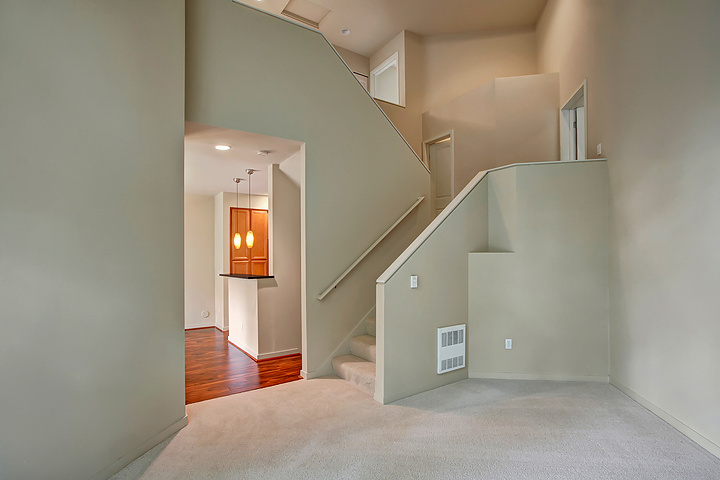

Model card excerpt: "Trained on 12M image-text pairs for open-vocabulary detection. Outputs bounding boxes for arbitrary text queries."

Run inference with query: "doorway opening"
[424,133,454,219]
[561,80,587,161]
[183,123,304,404]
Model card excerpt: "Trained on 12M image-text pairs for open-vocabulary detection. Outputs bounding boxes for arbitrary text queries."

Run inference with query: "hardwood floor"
[185,328,302,404]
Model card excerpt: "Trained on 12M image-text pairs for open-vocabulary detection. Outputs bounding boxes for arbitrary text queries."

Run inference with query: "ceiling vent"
[281,0,331,29]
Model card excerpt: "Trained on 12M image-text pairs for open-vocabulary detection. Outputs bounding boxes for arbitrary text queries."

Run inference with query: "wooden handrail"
[316,196,425,300]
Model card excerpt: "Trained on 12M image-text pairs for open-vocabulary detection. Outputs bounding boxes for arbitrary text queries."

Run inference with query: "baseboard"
[88,414,188,480]
[184,325,215,331]
[469,372,609,383]
[256,348,300,361]
[611,379,720,460]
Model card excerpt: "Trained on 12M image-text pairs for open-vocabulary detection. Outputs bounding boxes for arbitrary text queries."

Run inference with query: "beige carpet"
[112,378,720,479]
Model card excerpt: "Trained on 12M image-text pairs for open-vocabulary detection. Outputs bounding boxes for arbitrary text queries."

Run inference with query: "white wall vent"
[437,324,466,374]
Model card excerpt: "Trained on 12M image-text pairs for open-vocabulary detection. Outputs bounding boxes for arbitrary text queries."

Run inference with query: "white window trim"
[370,52,400,105]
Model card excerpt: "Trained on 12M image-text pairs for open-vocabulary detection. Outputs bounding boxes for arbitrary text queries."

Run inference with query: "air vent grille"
[437,324,466,374]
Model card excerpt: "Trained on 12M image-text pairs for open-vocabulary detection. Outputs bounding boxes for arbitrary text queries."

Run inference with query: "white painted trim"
[317,196,425,300]
[611,379,720,460]
[229,0,429,174]
[185,321,215,330]
[423,132,455,217]
[370,51,400,105]
[560,79,588,162]
[377,158,608,284]
[88,414,188,480]
[256,348,300,360]
[469,372,609,382]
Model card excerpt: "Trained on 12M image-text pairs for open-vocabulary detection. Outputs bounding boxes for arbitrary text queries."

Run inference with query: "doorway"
[424,133,454,218]
[183,123,304,404]
[561,80,587,161]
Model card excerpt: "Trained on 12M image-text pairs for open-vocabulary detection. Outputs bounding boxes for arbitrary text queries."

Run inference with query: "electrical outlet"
[597,143,602,156]
[505,339,512,349]
[410,275,418,289]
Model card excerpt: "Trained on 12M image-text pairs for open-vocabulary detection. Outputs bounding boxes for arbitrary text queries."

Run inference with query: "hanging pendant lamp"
[233,177,244,249]
[245,169,256,249]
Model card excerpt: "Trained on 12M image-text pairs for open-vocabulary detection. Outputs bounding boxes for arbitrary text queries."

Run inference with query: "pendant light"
[245,169,256,249]
[232,177,244,249]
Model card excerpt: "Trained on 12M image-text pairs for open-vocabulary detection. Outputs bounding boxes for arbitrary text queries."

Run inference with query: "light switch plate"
[410,275,418,289]
[505,339,512,349]
[597,143,602,155]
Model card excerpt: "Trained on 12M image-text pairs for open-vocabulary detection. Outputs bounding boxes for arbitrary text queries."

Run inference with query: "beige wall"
[421,29,537,111]
[335,45,370,77]
[187,0,431,379]
[538,0,720,457]
[370,28,541,160]
[185,194,216,329]
[423,73,559,194]
[469,162,609,381]
[0,1,186,479]
[214,191,269,331]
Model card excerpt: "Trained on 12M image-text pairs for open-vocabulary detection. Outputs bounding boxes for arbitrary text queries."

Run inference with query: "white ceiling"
[239,0,548,57]
[184,122,302,196]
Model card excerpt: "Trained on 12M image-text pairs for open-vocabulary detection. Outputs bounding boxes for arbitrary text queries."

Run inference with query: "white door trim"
[560,79,588,162]
[423,132,455,217]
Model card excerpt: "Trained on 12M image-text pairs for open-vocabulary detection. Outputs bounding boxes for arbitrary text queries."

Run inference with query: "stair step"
[366,317,376,337]
[332,355,375,395]
[350,335,376,363]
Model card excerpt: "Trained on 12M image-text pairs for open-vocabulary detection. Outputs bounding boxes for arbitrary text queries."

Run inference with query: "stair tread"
[350,335,376,363]
[332,355,375,395]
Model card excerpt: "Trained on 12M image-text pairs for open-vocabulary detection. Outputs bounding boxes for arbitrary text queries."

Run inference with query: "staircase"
[332,317,376,395]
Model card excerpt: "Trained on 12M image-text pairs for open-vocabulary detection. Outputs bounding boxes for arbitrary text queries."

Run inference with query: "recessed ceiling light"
[215,145,231,151]
[341,28,351,35]
[257,150,270,156]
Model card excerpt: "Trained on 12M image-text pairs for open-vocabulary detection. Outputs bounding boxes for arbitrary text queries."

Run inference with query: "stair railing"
[317,196,426,300]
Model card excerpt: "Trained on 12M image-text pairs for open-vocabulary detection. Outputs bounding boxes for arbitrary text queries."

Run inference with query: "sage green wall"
[469,162,609,381]
[0,1,186,479]
[538,0,720,456]
[376,177,488,404]
[186,0,430,378]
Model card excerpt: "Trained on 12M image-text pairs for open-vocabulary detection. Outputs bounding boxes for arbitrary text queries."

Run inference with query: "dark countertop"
[219,273,275,279]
